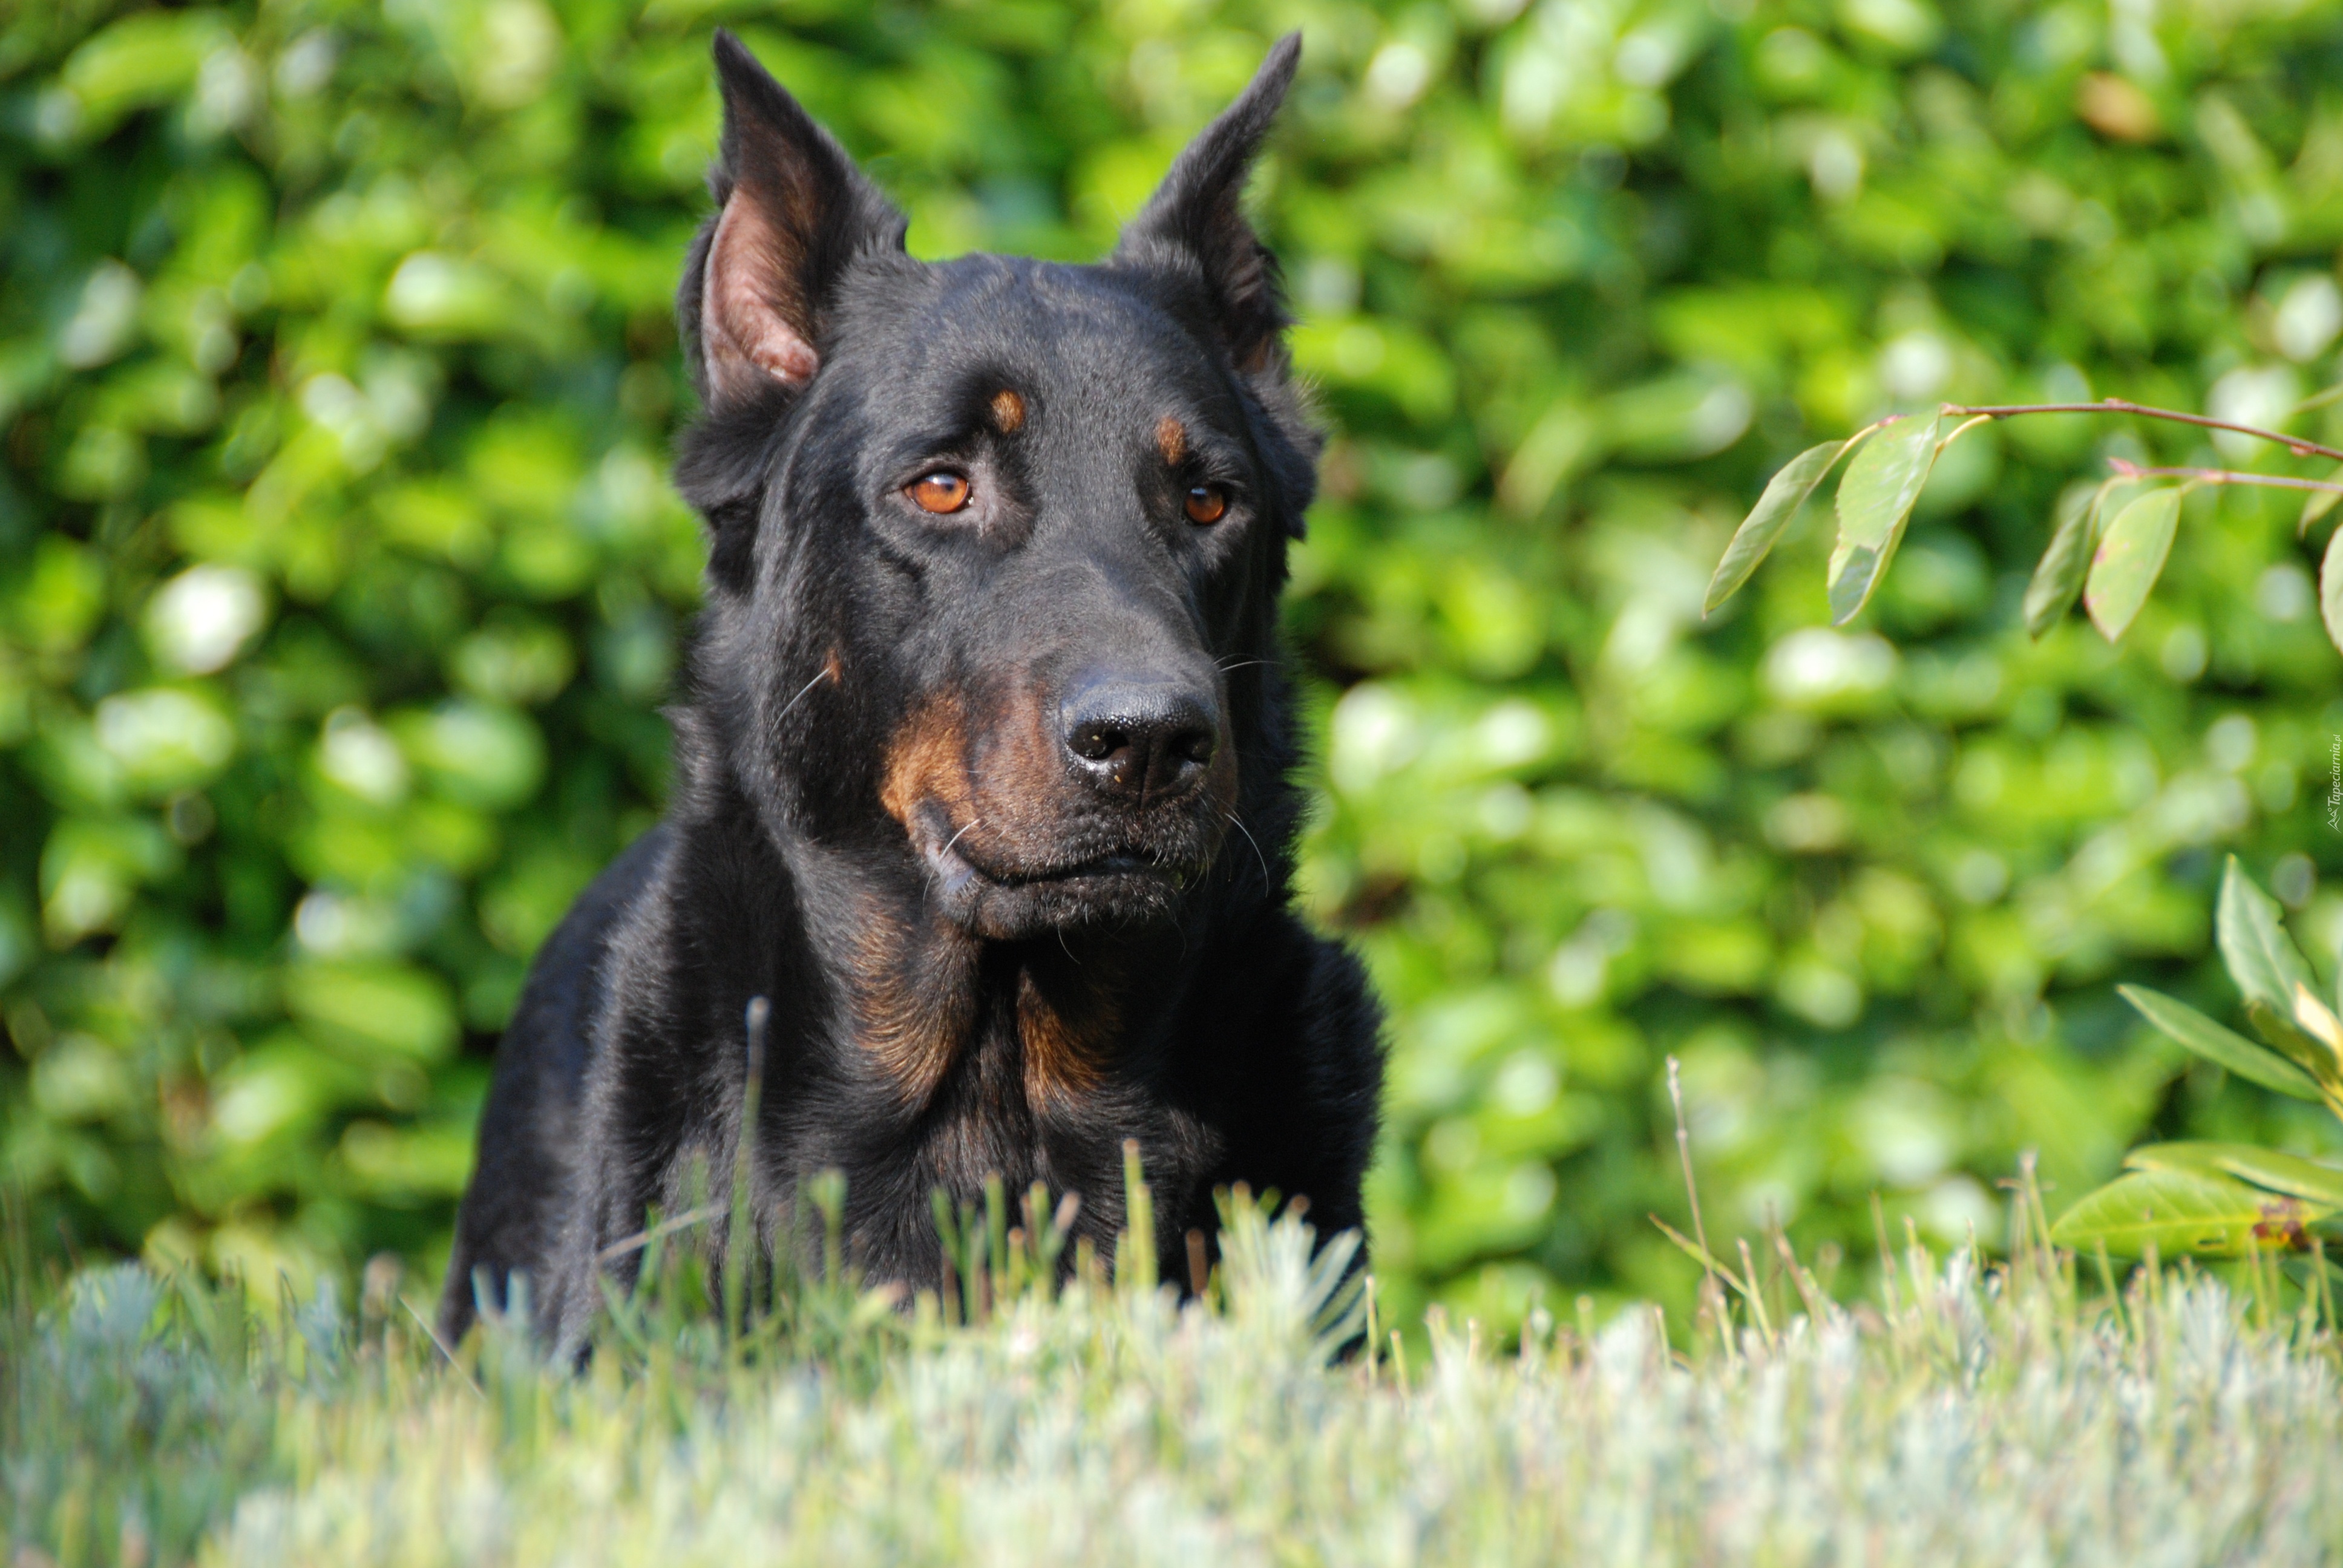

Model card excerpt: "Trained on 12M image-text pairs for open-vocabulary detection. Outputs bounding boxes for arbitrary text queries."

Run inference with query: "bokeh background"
[5,0,2342,1336]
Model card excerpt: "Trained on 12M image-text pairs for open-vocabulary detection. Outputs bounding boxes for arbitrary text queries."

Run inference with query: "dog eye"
[908,471,972,514]
[1184,485,1228,525]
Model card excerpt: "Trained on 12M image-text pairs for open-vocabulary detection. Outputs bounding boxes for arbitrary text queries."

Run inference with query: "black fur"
[440,31,1383,1353]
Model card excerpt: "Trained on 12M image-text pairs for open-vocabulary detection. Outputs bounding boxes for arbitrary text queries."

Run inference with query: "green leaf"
[2214,859,2338,1082]
[2295,981,2343,1063]
[2049,1167,2332,1258]
[284,961,459,1063]
[2116,984,2322,1102]
[2022,480,2117,638]
[2082,488,2179,642]
[2217,857,2319,1029]
[2243,1001,2336,1082]
[2122,1142,2343,1207]
[2322,518,2343,658]
[1827,412,1940,625]
[1703,436,1856,615]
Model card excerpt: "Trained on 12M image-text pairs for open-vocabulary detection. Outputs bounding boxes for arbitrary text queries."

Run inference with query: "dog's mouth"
[907,802,1210,935]
[921,818,1196,892]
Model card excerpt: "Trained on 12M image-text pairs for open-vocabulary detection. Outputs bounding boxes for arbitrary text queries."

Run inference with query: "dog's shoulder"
[1183,906,1384,1206]
[439,822,672,1339]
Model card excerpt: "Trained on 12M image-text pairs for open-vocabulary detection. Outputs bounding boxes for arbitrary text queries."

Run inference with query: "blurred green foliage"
[4,0,2343,1334]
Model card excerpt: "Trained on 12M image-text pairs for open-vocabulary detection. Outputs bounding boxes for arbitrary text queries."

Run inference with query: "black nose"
[1061,671,1219,806]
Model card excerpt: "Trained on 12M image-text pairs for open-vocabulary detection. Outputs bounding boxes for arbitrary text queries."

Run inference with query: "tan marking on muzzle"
[1156,416,1187,465]
[880,693,975,831]
[884,685,1070,858]
[991,388,1026,434]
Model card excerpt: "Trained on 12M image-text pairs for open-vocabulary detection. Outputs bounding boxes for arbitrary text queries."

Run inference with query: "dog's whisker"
[1225,811,1272,891]
[921,819,980,920]
[772,664,835,728]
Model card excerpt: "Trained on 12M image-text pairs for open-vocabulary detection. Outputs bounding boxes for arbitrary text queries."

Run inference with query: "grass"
[7,1166,2343,1567]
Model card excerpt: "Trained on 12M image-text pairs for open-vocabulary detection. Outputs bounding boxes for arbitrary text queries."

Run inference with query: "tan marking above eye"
[1184,484,1227,525]
[991,388,1026,433]
[1156,416,1187,465]
[909,471,972,514]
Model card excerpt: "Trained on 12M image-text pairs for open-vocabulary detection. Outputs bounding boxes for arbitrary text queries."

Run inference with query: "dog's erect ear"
[683,31,907,405]
[1113,34,1300,376]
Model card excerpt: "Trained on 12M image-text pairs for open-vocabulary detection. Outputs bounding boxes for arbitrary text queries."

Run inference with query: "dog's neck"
[675,687,1196,1132]
[776,826,1168,1120]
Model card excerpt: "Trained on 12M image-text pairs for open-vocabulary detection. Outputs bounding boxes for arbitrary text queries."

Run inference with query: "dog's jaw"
[903,795,1202,941]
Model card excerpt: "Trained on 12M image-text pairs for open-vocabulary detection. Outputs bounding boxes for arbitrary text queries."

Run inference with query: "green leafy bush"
[4,0,2342,1334]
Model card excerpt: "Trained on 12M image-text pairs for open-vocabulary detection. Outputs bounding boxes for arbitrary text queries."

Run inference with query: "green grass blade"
[1651,1213,1751,1296]
[2116,983,2322,1101]
[2023,479,2116,638]
[2123,1141,2343,1207]
[2082,487,2179,642]
[2050,1166,2333,1258]
[1827,412,1939,625]
[1703,436,1853,615]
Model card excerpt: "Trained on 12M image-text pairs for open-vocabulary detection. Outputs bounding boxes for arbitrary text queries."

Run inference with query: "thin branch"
[1943,399,2343,466]
[2295,382,2343,417]
[2104,459,2343,494]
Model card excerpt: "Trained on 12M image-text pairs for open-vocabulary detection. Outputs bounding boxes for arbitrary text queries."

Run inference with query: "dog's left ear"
[682,30,908,408]
[1113,34,1300,381]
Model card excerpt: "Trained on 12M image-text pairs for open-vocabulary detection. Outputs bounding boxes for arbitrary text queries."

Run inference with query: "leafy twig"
[2103,459,2343,494]
[1704,390,2343,653]
[1945,399,2343,465]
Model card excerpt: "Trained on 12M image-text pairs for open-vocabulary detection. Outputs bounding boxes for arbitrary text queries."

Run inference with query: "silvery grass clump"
[8,1175,2343,1568]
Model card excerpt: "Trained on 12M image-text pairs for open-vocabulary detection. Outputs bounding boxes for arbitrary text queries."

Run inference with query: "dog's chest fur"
[583,798,1231,1290]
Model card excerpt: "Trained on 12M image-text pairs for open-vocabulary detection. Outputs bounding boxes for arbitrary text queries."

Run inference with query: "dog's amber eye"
[908,471,971,514]
[1184,485,1228,525]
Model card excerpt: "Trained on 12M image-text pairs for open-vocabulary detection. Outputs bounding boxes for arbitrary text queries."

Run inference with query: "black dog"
[439,30,1383,1351]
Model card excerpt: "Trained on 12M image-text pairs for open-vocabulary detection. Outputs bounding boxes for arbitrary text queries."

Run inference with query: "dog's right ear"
[680,31,907,408]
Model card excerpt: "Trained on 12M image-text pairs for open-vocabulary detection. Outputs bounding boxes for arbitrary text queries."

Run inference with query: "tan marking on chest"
[1015,959,1123,1109]
[846,898,977,1106]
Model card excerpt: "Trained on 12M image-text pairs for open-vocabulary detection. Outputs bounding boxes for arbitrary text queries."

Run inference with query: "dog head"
[675,33,1317,941]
